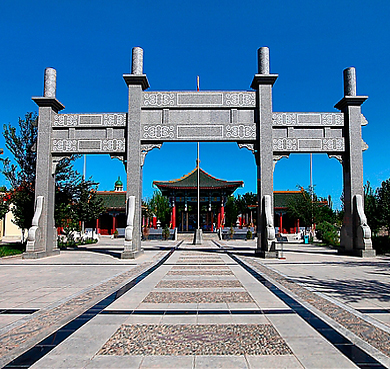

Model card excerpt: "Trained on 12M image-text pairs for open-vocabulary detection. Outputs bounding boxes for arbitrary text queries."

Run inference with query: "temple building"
[91,170,307,235]
[153,166,243,232]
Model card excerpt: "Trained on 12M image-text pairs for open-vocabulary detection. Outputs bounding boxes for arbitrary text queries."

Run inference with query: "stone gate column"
[122,47,149,259]
[335,68,375,257]
[251,47,278,258]
[24,68,64,259]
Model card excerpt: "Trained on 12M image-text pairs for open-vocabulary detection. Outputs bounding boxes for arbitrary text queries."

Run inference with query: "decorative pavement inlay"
[156,280,243,288]
[142,291,253,303]
[167,270,233,275]
[98,324,293,356]
[244,257,390,357]
[0,252,168,359]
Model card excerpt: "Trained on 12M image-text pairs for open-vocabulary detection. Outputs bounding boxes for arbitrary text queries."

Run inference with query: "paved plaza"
[0,237,390,368]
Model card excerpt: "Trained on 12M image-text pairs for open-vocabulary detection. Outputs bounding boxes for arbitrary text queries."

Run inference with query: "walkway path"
[0,238,389,368]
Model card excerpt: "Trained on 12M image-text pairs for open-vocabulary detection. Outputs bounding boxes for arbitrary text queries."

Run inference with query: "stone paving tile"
[0,252,168,363]
[156,280,242,288]
[143,292,254,304]
[246,355,304,368]
[194,355,248,368]
[167,270,233,275]
[98,324,293,356]
[244,257,390,358]
[85,355,144,368]
[141,355,195,368]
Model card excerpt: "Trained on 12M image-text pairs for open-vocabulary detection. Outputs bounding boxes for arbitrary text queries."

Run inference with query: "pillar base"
[255,249,279,259]
[193,229,203,245]
[338,248,376,258]
[23,249,60,259]
[121,249,144,259]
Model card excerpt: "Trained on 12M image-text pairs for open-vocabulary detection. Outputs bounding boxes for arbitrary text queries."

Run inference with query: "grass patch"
[0,243,24,257]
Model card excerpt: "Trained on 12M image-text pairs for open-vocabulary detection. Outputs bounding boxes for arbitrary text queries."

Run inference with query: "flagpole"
[197,75,200,230]
[197,142,200,230]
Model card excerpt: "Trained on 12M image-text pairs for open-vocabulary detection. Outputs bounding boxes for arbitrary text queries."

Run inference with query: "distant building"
[92,170,308,235]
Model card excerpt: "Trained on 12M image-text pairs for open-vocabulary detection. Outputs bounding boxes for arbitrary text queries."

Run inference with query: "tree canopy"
[1,112,104,241]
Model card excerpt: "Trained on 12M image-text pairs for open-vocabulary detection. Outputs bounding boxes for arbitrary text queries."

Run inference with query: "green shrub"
[372,236,390,254]
[246,229,252,240]
[316,221,339,246]
[0,244,24,257]
[162,225,170,240]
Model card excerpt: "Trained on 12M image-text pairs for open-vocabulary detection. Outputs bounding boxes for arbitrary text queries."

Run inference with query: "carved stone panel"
[142,91,256,108]
[53,113,126,127]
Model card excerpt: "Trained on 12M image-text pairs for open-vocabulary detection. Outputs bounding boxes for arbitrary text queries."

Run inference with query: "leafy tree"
[72,179,105,232]
[377,179,390,232]
[287,186,336,228]
[148,190,171,227]
[364,181,380,235]
[0,190,10,219]
[1,112,102,243]
[316,221,339,246]
[1,113,38,239]
[225,196,238,227]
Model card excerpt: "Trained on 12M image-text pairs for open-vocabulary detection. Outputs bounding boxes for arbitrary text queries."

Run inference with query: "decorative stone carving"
[273,138,297,151]
[225,93,255,107]
[328,154,343,164]
[53,114,126,127]
[143,125,174,139]
[26,196,44,252]
[140,143,162,166]
[264,195,276,242]
[144,93,175,107]
[272,113,343,126]
[361,114,368,126]
[125,196,136,245]
[52,139,77,152]
[103,113,126,126]
[226,124,256,138]
[237,143,255,153]
[322,138,344,151]
[102,139,125,152]
[362,140,369,151]
[354,195,373,250]
[273,154,289,170]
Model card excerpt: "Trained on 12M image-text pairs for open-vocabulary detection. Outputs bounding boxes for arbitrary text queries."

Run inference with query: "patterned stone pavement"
[2,239,390,368]
[98,324,293,356]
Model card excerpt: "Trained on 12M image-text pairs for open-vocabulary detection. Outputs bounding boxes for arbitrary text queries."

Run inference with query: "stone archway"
[24,47,375,259]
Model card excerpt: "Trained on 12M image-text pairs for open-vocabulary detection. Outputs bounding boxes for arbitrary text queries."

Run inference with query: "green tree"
[287,186,336,228]
[225,195,238,227]
[364,181,380,235]
[377,178,390,232]
[148,190,171,227]
[72,179,105,232]
[0,189,10,220]
[1,113,38,239]
[1,112,99,243]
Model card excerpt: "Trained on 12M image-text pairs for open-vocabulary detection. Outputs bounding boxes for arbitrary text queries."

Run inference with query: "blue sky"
[1,0,389,209]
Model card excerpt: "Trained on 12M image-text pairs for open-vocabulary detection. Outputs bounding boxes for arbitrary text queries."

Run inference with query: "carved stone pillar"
[335,67,375,257]
[251,47,278,258]
[24,68,64,259]
[122,47,149,259]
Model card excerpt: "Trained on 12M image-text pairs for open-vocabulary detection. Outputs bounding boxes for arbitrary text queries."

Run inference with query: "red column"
[112,215,117,234]
[279,213,283,234]
[217,212,221,229]
[153,216,157,229]
[297,218,300,233]
[221,205,225,229]
[172,205,176,229]
[96,218,100,234]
